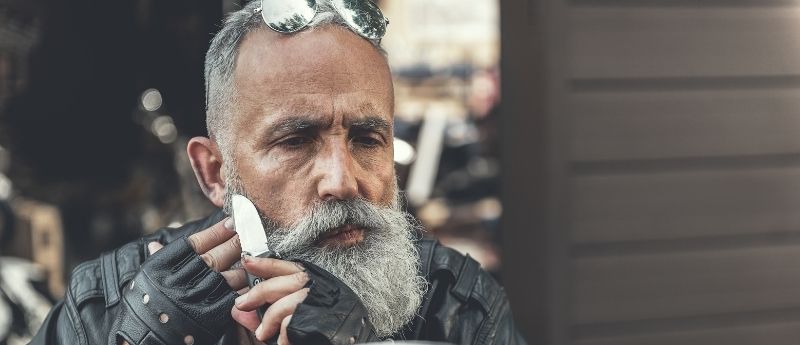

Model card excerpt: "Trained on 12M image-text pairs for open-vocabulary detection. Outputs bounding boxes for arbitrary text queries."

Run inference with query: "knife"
[231,194,280,320]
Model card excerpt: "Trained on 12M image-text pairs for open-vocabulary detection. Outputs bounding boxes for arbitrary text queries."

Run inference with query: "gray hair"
[204,0,384,157]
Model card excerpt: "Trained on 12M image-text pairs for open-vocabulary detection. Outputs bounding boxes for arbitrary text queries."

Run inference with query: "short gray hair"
[204,0,384,156]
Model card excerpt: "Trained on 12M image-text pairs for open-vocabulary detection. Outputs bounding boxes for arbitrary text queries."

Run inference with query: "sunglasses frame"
[255,0,389,41]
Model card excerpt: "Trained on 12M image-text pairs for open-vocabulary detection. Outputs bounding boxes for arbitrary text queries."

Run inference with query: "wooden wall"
[501,1,800,344]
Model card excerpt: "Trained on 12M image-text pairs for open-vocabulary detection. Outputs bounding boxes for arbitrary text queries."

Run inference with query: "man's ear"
[187,137,226,208]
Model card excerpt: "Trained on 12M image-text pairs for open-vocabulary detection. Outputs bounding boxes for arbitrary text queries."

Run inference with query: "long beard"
[223,173,427,337]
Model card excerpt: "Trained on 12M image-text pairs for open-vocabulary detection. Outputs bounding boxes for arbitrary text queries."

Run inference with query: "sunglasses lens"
[261,0,317,33]
[332,0,386,40]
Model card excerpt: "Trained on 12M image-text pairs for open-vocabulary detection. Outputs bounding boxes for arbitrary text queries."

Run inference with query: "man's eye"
[353,136,382,147]
[280,136,313,148]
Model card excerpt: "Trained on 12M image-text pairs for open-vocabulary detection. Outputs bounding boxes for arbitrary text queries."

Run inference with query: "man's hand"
[150,219,308,344]
[148,217,248,292]
[231,256,308,344]
[115,218,244,345]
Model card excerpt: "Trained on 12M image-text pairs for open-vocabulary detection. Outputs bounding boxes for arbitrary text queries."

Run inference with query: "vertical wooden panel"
[500,0,551,342]
[563,3,800,345]
[508,1,800,344]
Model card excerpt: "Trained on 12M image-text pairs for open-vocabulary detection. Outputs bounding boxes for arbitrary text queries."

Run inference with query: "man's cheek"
[376,163,397,204]
[261,188,307,225]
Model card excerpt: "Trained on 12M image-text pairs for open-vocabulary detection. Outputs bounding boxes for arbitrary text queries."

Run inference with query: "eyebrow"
[262,115,392,144]
[270,117,325,134]
[347,116,392,134]
[268,115,391,132]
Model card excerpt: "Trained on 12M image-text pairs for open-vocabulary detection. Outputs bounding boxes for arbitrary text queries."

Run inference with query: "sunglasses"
[255,0,389,41]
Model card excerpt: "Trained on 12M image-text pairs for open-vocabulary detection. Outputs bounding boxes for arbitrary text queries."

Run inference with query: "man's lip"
[323,224,361,239]
[317,224,366,246]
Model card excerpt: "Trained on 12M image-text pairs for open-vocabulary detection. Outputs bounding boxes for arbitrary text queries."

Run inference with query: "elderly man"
[30,1,525,344]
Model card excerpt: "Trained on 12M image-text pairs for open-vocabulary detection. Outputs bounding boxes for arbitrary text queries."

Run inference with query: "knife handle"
[245,251,281,345]
[247,272,267,319]
[245,251,280,320]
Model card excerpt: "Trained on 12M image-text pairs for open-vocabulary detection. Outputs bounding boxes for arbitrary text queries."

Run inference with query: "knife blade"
[231,194,279,320]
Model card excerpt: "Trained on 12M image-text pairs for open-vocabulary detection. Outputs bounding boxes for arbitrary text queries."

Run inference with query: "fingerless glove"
[111,237,236,345]
[287,261,381,344]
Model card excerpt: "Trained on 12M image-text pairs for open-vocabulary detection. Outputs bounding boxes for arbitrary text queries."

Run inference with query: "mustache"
[263,198,395,251]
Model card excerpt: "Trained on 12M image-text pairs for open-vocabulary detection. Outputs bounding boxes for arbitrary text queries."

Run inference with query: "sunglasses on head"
[255,0,389,41]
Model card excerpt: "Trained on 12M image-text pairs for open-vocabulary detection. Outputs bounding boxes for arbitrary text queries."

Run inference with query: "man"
[30,1,526,344]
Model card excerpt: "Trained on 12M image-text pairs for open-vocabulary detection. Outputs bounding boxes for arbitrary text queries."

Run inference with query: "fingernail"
[241,253,252,264]
[295,262,306,272]
[255,324,263,338]
[235,294,247,307]
[147,242,159,255]
[224,217,235,231]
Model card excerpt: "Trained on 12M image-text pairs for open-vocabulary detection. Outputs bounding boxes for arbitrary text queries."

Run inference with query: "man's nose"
[316,143,359,201]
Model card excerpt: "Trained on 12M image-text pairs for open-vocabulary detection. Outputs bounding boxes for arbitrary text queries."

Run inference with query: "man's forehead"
[228,25,394,136]
[254,94,392,127]
[259,93,384,113]
[232,27,392,101]
[233,26,390,85]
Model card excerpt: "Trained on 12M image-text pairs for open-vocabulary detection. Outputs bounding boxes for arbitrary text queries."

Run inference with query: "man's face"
[216,26,425,337]
[227,25,396,246]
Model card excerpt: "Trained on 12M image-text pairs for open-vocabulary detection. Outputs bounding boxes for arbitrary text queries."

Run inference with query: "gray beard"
[223,174,427,338]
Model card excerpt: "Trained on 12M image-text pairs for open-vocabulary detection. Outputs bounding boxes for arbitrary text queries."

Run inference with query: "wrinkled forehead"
[229,25,394,127]
[233,25,392,94]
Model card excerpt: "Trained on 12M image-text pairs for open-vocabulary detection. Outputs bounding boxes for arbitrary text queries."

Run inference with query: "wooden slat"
[572,245,800,324]
[571,168,800,243]
[569,89,800,161]
[569,7,800,79]
[573,320,800,345]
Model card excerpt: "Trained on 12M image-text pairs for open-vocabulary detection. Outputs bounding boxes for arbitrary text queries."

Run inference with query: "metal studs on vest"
[142,294,149,305]
[349,336,356,344]
[183,335,195,345]
[159,313,169,324]
[129,280,135,290]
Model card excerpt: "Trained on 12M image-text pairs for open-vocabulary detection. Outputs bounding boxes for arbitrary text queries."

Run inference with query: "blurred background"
[3,0,800,344]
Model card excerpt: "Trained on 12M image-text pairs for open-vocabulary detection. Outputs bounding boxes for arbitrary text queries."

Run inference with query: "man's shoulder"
[416,238,504,311]
[405,238,514,343]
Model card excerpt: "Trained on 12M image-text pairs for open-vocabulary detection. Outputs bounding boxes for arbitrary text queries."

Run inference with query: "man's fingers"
[242,256,304,280]
[278,315,293,345]
[147,242,164,255]
[231,307,261,332]
[200,234,242,272]
[255,288,309,342]
[221,268,248,291]
[234,272,309,311]
[187,217,236,254]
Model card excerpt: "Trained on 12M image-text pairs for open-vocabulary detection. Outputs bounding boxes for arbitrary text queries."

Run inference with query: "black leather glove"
[111,237,237,345]
[286,260,381,344]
